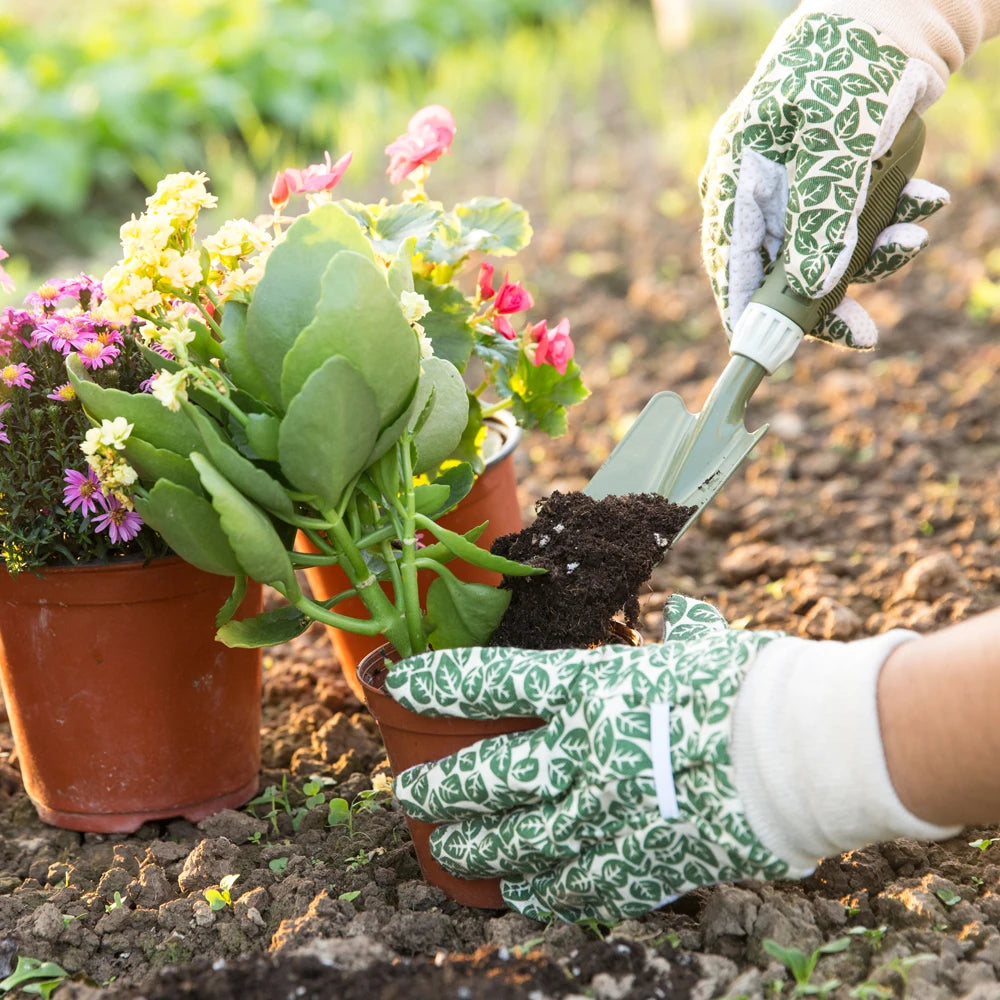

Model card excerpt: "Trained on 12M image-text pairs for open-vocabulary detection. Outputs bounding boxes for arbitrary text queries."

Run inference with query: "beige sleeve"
[793,0,1000,79]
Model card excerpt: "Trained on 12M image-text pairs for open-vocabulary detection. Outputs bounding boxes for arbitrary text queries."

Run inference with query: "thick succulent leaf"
[415,514,545,577]
[216,605,313,648]
[67,354,204,456]
[190,452,301,598]
[184,405,294,516]
[133,480,242,577]
[278,356,378,510]
[425,576,511,649]
[219,299,270,401]
[244,412,281,461]
[122,436,202,494]
[279,250,419,427]
[243,203,375,405]
[408,357,469,474]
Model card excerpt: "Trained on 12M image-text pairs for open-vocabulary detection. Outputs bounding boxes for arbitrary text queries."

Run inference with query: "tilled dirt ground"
[1,129,999,998]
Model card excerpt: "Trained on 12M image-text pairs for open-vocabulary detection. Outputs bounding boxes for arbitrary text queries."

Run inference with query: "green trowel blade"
[583,355,768,542]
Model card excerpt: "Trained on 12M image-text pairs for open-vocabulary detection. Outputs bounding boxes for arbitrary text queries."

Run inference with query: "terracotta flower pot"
[0,556,263,833]
[303,413,524,699]
[357,646,543,908]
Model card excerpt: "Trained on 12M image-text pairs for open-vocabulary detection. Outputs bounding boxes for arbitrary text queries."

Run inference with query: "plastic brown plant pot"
[356,621,642,909]
[0,556,263,833]
[302,412,524,698]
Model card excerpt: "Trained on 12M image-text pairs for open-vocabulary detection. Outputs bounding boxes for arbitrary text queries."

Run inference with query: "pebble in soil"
[488,490,695,649]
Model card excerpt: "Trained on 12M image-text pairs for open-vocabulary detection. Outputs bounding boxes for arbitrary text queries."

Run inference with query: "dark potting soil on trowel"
[488,490,695,649]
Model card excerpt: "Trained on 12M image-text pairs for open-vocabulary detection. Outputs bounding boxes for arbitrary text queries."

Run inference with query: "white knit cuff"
[732,630,962,875]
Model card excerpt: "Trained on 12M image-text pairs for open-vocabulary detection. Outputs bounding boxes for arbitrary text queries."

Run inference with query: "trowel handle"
[730,110,926,373]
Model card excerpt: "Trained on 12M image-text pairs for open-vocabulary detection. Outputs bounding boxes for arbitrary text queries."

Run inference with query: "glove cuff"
[731,630,962,875]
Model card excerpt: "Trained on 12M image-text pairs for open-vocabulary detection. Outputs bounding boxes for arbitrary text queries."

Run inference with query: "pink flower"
[0,400,8,445]
[477,262,496,301]
[494,274,534,315]
[76,339,121,370]
[269,150,353,209]
[531,317,575,375]
[47,382,76,402]
[62,468,104,516]
[0,361,33,388]
[0,247,14,294]
[92,495,143,544]
[385,105,456,184]
[493,315,517,341]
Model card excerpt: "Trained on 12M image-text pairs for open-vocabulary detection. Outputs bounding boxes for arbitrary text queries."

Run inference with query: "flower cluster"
[0,274,167,573]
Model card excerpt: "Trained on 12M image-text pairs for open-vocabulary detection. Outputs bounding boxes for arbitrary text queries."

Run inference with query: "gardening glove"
[700,10,949,349]
[388,595,960,923]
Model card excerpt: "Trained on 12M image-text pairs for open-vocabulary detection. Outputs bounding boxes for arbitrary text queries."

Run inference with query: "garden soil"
[2,138,999,998]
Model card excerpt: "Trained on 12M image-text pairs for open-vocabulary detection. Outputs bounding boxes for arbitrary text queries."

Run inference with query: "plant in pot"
[270,106,589,684]
[0,261,263,834]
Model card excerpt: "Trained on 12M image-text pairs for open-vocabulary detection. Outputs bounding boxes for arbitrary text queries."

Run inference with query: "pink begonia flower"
[269,150,353,209]
[531,317,575,375]
[494,274,534,315]
[0,247,14,294]
[62,468,103,516]
[92,495,143,544]
[477,262,496,301]
[493,315,517,341]
[385,105,456,184]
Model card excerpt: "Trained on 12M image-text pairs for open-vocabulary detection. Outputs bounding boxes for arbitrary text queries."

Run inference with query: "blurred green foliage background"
[1,0,998,289]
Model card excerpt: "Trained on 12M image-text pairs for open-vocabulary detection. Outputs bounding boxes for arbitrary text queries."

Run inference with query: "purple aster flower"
[92,495,143,544]
[47,382,76,402]
[76,339,120,370]
[1,361,33,388]
[62,468,104,516]
[0,401,9,444]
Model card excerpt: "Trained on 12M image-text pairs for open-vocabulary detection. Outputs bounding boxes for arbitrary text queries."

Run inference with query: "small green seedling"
[338,890,361,902]
[204,873,240,910]
[328,777,393,838]
[345,849,373,872]
[969,837,1000,852]
[846,925,887,951]
[104,891,126,913]
[763,937,851,997]
[935,887,962,908]
[849,983,893,999]
[883,953,934,987]
[0,956,70,997]
[268,857,289,874]
[575,915,616,940]
[971,876,985,889]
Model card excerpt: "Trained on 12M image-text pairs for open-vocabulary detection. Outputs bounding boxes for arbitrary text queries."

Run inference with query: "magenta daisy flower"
[1,361,33,388]
[47,382,76,402]
[76,338,120,370]
[92,495,143,544]
[62,468,104,516]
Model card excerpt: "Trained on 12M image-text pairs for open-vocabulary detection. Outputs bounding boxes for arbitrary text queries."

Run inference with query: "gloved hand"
[387,595,794,923]
[388,595,959,923]
[700,11,949,348]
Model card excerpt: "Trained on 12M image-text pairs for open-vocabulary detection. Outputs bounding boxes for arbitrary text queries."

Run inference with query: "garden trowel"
[585,111,927,544]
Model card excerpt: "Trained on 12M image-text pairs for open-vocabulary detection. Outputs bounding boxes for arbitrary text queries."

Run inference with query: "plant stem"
[479,398,513,419]
[396,438,425,654]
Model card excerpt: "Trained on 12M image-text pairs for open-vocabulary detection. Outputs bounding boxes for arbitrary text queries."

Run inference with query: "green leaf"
[386,237,417,298]
[452,196,533,258]
[191,452,300,597]
[219,300,271,402]
[327,798,350,826]
[216,604,312,648]
[123,435,202,494]
[184,405,294,516]
[215,574,248,628]
[413,483,452,516]
[244,203,375,405]
[134,480,242,576]
[408,357,469,474]
[67,354,203,456]
[0,957,69,994]
[245,412,281,461]
[278,356,379,509]
[369,200,442,257]
[425,575,511,649]
[415,514,545,576]
[279,250,419,427]
[339,890,361,902]
[413,278,476,370]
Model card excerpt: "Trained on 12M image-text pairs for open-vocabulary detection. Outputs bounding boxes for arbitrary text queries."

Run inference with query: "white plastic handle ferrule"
[729,302,806,374]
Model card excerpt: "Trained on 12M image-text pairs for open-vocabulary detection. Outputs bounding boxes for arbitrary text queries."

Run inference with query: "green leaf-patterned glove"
[386,595,797,923]
[701,12,948,348]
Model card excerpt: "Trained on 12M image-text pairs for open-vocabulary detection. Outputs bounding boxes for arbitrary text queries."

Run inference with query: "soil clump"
[488,490,695,648]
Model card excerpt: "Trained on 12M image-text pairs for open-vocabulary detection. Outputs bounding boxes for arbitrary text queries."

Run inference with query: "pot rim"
[481,410,521,467]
